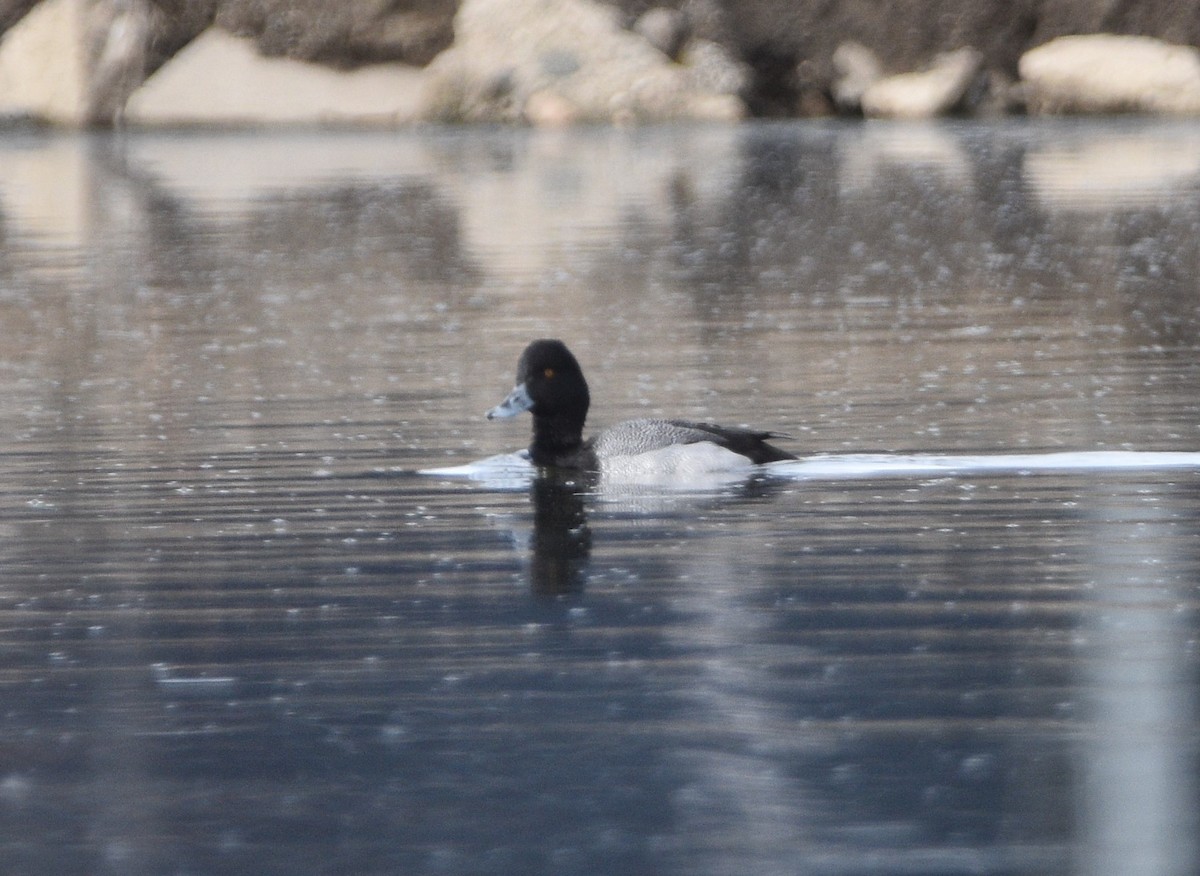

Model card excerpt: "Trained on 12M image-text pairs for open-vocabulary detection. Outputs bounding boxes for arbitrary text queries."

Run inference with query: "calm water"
[2,120,1199,875]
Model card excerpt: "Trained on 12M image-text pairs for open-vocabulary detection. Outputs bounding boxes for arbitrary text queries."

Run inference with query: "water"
[1,120,1199,875]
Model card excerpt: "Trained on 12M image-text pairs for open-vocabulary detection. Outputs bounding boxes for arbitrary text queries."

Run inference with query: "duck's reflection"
[527,473,593,596]
[521,469,793,595]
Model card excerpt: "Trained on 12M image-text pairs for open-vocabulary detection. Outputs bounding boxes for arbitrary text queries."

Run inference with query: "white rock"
[861,47,981,119]
[0,0,90,125]
[418,0,747,124]
[124,27,425,126]
[634,7,689,60]
[832,41,882,112]
[1019,34,1200,115]
[523,89,582,126]
[682,38,749,97]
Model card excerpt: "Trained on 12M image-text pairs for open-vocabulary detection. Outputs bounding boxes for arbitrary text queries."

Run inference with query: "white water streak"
[421,450,1200,489]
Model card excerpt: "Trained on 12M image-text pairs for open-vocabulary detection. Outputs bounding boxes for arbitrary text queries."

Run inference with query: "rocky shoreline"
[1,0,1199,126]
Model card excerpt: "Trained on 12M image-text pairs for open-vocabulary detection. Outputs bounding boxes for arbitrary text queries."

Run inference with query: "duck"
[487,339,795,472]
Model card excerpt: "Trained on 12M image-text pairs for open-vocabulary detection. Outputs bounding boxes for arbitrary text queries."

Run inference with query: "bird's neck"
[529,411,586,465]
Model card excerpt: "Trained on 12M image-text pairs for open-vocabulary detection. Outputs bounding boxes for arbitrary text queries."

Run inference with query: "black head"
[516,339,590,418]
[488,339,590,422]
[487,339,592,465]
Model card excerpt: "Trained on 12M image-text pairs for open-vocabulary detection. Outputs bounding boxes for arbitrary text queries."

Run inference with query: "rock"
[0,0,158,125]
[0,0,89,124]
[124,27,425,126]
[682,38,750,97]
[1019,34,1200,115]
[861,47,982,119]
[418,0,748,124]
[831,41,882,112]
[703,0,1200,117]
[9,0,1200,125]
[211,0,455,67]
[0,0,454,123]
[678,0,727,45]
[633,7,689,60]
[89,0,161,123]
[0,0,220,126]
[524,88,581,126]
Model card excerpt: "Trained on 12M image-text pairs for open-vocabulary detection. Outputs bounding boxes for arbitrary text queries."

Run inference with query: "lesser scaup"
[487,339,795,471]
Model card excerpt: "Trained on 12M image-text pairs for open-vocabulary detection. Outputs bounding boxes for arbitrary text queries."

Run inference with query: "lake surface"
[1,120,1199,875]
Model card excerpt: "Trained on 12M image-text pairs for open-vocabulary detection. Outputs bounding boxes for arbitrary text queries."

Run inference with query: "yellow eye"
[544,368,555,379]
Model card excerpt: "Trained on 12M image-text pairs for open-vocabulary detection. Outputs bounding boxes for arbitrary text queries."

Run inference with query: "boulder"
[633,7,690,60]
[682,38,749,95]
[0,0,88,124]
[417,0,748,124]
[210,0,454,67]
[8,0,1200,125]
[1019,34,1200,115]
[0,1,42,34]
[831,41,882,112]
[0,0,159,125]
[124,27,425,125]
[860,47,982,119]
[677,0,729,45]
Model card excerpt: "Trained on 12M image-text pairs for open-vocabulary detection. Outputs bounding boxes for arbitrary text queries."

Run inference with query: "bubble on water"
[0,774,31,803]
[959,752,995,780]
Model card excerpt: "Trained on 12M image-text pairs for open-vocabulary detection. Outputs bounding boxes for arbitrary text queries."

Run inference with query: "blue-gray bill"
[486,382,534,419]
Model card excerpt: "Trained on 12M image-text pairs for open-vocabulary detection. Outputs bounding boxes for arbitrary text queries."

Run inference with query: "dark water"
[1,121,1199,875]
